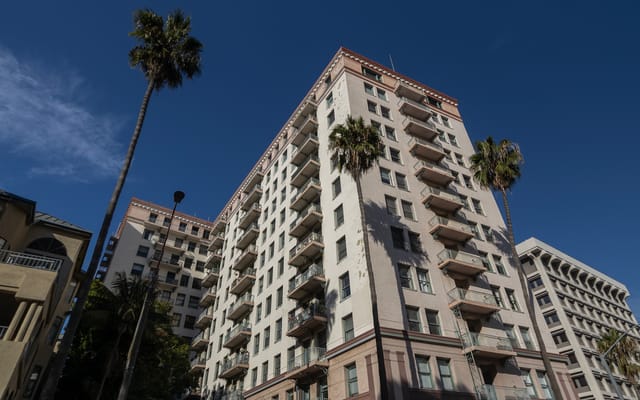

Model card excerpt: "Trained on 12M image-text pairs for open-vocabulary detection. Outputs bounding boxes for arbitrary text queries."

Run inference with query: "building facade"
[518,237,640,399]
[195,48,577,400]
[100,197,214,340]
[0,190,91,399]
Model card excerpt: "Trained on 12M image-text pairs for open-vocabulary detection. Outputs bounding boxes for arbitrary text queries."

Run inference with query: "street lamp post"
[599,323,639,400]
[117,191,185,400]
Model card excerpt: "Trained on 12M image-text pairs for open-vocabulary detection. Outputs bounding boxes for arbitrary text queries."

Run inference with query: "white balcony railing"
[0,249,61,272]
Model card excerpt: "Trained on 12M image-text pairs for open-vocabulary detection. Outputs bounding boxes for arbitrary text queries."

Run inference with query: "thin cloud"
[0,46,122,181]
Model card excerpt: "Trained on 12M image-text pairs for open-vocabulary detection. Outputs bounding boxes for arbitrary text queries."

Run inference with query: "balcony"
[153,239,185,254]
[190,354,207,374]
[408,137,445,162]
[291,134,320,165]
[150,254,183,271]
[241,184,263,211]
[460,333,516,360]
[236,223,259,250]
[202,265,220,288]
[199,287,218,307]
[223,322,251,350]
[421,187,463,214]
[290,178,321,211]
[414,160,454,186]
[230,268,256,295]
[477,385,530,400]
[437,249,487,277]
[294,113,318,137]
[208,232,225,251]
[228,293,254,321]
[212,217,227,235]
[287,347,328,380]
[191,331,210,351]
[429,216,474,244]
[402,116,438,141]
[289,233,324,268]
[245,172,264,195]
[289,203,322,238]
[146,274,179,289]
[233,245,257,272]
[448,288,500,316]
[291,154,320,187]
[287,303,327,338]
[209,248,223,262]
[397,96,433,120]
[238,203,261,230]
[220,390,244,400]
[195,306,214,329]
[0,249,62,272]
[288,264,325,300]
[219,352,250,379]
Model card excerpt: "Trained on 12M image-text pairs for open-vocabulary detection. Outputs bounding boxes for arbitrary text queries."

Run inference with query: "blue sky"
[1,1,639,311]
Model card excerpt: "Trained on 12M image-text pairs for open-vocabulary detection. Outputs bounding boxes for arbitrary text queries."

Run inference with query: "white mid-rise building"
[195,48,578,400]
[518,237,640,400]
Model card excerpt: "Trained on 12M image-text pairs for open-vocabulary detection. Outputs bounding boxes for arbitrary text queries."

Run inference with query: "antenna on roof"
[389,54,396,72]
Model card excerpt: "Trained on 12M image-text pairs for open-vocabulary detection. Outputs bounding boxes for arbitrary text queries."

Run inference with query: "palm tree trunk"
[95,326,125,400]
[500,189,564,399]
[40,79,155,400]
[355,176,389,400]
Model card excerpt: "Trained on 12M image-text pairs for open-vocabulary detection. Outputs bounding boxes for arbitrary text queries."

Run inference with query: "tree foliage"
[597,329,640,383]
[56,275,196,400]
[329,115,383,180]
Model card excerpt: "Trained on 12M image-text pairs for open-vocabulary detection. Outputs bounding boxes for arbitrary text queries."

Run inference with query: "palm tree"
[40,9,202,398]
[328,116,388,399]
[470,136,563,399]
[597,329,640,384]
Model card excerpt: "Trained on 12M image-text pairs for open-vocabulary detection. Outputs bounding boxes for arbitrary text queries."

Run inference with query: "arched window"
[26,238,67,257]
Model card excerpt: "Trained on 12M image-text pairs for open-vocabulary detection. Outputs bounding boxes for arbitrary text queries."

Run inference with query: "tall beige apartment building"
[518,238,640,400]
[194,48,577,400]
[0,190,91,399]
[100,198,214,340]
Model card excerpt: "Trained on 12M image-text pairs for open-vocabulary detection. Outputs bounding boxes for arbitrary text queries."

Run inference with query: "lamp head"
[173,191,185,204]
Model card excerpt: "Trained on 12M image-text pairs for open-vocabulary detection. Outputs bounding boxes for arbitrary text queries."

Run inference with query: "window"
[203,229,210,239]
[506,289,521,311]
[278,257,284,277]
[395,173,408,190]
[367,100,377,113]
[175,293,186,306]
[172,313,181,327]
[131,263,144,276]
[266,295,272,315]
[337,236,347,261]
[519,326,535,350]
[437,359,454,390]
[143,229,153,240]
[251,367,258,386]
[416,356,434,389]
[264,327,270,349]
[274,354,282,376]
[380,106,391,119]
[442,116,452,128]
[148,213,158,223]
[332,177,341,198]
[472,199,483,215]
[428,96,442,109]
[380,167,392,185]
[504,324,519,347]
[491,286,505,307]
[256,303,262,323]
[188,241,196,251]
[398,263,413,289]
[537,371,553,399]
[179,275,189,287]
[406,307,421,331]
[195,260,205,272]
[192,278,202,289]
[529,276,544,289]
[188,296,199,309]
[253,334,260,354]
[343,314,354,341]
[385,195,398,215]
[521,370,537,397]
[334,205,344,227]
[364,82,374,95]
[391,227,405,249]
[389,148,401,163]
[199,245,208,255]
[481,225,493,242]
[174,237,183,248]
[178,222,187,232]
[136,246,149,257]
[345,364,359,396]
[537,294,552,306]
[425,310,441,335]
[184,315,196,329]
[408,231,422,253]
[279,232,285,250]
[384,126,396,141]
[401,200,414,220]
[326,92,333,107]
[276,286,283,307]
[544,312,560,325]
[377,88,387,100]
[362,66,382,81]
[493,255,507,275]
[275,318,283,341]
[340,273,351,299]
[417,269,432,293]
[327,110,335,126]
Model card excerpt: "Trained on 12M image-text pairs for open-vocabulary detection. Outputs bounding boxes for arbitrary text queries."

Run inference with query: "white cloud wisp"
[0,47,122,180]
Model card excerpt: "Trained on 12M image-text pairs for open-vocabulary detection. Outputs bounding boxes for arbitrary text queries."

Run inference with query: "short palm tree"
[41,9,202,398]
[470,137,563,398]
[329,116,388,398]
[597,329,640,383]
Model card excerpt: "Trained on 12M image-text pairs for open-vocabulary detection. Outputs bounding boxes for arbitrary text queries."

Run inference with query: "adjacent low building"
[0,190,91,399]
[518,237,640,400]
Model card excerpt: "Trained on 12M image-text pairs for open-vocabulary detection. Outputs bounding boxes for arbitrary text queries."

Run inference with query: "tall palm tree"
[470,136,563,398]
[328,116,388,399]
[41,9,202,398]
[597,329,640,384]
